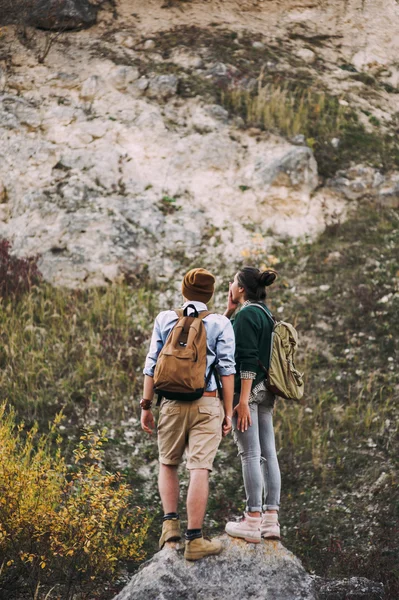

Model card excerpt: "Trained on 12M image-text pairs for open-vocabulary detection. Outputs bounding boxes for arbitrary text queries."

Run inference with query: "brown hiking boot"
[159,518,182,550]
[184,536,223,561]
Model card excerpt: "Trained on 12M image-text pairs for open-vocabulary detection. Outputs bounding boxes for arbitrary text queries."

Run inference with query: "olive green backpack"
[250,303,304,401]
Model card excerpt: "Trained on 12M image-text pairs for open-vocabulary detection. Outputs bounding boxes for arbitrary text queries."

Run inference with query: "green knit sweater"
[232,302,274,394]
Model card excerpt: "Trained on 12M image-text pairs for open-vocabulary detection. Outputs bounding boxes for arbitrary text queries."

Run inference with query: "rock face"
[29,0,97,31]
[113,536,317,600]
[1,0,398,288]
[0,80,339,287]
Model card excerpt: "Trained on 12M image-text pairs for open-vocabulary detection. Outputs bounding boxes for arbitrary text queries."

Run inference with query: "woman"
[224,266,281,543]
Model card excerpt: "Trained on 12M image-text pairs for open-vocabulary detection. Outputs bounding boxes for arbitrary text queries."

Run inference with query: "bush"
[0,404,150,599]
[0,240,41,302]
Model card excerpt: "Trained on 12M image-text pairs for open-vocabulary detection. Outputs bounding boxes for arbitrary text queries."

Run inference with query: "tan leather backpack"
[154,305,220,401]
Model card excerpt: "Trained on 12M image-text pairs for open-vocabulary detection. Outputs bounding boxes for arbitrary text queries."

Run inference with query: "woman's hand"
[233,402,252,432]
[224,283,239,318]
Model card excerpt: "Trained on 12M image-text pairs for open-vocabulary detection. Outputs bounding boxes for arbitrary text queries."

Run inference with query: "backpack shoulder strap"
[197,310,212,321]
[243,302,276,326]
[175,308,212,321]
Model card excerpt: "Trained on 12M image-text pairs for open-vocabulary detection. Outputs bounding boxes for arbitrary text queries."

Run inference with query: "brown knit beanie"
[182,268,215,303]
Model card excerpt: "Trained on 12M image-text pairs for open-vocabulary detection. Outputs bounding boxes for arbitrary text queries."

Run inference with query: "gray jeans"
[233,392,281,512]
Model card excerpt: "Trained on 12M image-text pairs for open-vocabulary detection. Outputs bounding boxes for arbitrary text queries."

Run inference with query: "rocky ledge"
[113,535,317,600]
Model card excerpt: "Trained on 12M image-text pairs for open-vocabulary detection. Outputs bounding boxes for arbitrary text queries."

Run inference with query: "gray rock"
[29,0,97,31]
[113,536,317,600]
[291,134,306,145]
[252,41,265,50]
[147,75,178,100]
[110,66,140,91]
[170,48,203,69]
[377,176,399,208]
[205,104,229,122]
[0,94,41,130]
[254,146,318,191]
[314,576,384,599]
[328,165,399,207]
[80,75,102,102]
[143,39,156,51]
[0,67,6,92]
[132,76,150,96]
[47,71,80,89]
[296,48,316,64]
[207,62,228,77]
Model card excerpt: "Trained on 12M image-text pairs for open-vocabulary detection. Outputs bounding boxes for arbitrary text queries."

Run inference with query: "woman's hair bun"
[259,269,278,287]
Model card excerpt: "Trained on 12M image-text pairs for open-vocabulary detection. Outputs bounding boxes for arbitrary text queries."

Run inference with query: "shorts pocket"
[161,405,181,416]
[198,406,220,416]
[158,404,182,432]
[196,405,221,435]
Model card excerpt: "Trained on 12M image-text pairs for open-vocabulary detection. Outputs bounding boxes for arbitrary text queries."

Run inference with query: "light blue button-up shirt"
[143,300,236,391]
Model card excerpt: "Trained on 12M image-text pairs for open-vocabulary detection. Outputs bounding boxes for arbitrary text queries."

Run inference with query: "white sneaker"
[225,513,261,544]
[261,512,280,540]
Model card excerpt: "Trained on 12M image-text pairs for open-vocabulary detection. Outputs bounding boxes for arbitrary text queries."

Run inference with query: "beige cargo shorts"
[157,396,224,471]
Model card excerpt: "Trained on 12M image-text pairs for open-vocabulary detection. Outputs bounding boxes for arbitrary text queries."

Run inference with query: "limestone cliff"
[0,0,398,287]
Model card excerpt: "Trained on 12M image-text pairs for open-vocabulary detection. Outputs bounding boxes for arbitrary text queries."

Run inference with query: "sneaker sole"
[262,534,280,540]
[225,529,261,544]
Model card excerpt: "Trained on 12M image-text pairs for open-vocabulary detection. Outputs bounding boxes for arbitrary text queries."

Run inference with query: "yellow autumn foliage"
[0,403,151,597]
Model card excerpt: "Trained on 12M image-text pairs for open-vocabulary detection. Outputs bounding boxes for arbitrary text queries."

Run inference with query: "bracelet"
[226,416,232,422]
[140,398,153,410]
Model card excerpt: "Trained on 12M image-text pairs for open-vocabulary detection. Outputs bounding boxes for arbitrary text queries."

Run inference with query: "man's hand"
[141,409,155,435]
[222,415,232,437]
[233,402,252,432]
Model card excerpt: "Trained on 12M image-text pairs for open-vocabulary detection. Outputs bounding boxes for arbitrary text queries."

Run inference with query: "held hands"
[233,402,252,432]
[141,409,155,435]
[222,415,233,437]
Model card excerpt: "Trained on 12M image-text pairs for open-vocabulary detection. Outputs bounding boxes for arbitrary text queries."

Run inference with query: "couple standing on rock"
[140,266,281,560]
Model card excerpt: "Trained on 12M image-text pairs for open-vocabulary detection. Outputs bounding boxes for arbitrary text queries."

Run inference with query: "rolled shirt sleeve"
[215,318,236,376]
[143,315,164,377]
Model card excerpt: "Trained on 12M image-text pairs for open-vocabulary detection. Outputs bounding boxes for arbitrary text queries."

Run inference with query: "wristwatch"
[140,398,153,410]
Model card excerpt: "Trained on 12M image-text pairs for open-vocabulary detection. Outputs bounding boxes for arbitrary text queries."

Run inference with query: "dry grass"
[223,81,347,140]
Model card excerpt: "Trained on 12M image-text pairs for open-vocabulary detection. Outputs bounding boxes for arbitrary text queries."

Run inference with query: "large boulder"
[29,0,97,31]
[252,146,319,192]
[113,536,317,600]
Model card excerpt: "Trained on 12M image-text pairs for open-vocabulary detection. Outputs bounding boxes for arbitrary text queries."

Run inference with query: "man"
[140,268,235,560]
